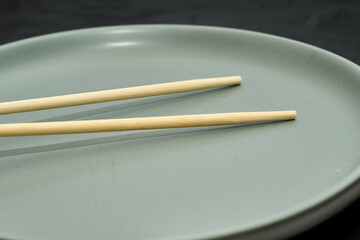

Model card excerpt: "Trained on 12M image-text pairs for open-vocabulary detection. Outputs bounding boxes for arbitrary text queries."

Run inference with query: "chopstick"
[0,76,297,137]
[0,76,241,115]
[0,111,296,136]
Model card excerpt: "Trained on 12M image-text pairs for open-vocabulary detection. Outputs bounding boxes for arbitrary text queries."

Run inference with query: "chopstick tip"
[236,75,242,84]
[290,110,296,119]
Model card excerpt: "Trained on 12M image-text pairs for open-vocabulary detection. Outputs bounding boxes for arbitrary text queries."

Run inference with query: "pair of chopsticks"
[0,76,296,137]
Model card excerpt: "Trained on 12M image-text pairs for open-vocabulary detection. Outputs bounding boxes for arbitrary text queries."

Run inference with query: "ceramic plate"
[0,25,359,240]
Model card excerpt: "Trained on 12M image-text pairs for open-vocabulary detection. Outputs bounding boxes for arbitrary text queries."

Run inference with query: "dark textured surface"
[0,0,359,239]
[0,0,359,64]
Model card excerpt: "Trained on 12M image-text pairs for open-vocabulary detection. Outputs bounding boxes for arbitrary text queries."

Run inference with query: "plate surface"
[0,25,360,240]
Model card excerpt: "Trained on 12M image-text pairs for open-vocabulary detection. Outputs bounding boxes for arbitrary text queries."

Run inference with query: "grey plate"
[0,25,360,240]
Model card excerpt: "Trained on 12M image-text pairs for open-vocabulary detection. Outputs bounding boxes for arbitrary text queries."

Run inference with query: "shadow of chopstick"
[33,86,237,122]
[0,121,288,158]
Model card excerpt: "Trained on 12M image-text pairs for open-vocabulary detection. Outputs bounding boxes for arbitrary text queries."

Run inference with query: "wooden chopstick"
[0,111,296,136]
[0,76,241,115]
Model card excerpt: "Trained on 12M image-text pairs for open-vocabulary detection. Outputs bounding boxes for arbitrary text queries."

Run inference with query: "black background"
[0,0,359,239]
